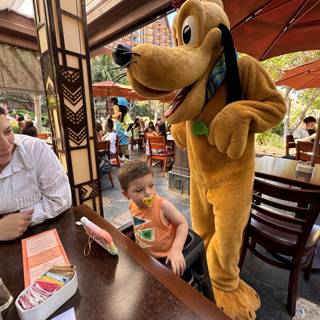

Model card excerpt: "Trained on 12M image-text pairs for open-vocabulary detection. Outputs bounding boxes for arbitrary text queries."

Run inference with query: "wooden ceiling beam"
[0,1,173,53]
[87,0,122,21]
[0,10,38,50]
[88,0,172,53]
[0,31,37,51]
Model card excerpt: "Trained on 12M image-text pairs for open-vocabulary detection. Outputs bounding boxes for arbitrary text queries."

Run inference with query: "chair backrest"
[37,132,49,140]
[251,177,320,257]
[296,141,320,163]
[148,136,167,156]
[285,134,296,156]
[96,140,108,152]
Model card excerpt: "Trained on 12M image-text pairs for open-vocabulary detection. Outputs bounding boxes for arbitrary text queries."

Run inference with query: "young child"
[112,97,132,160]
[102,117,117,155]
[118,160,188,276]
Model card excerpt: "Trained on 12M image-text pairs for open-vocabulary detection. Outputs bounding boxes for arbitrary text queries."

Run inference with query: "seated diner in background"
[293,116,317,142]
[95,121,104,141]
[0,106,72,241]
[102,117,117,155]
[155,117,167,137]
[145,122,161,156]
[145,121,158,137]
[21,120,38,137]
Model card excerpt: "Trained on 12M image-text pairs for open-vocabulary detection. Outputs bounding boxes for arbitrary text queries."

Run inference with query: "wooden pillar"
[33,94,42,133]
[33,0,103,214]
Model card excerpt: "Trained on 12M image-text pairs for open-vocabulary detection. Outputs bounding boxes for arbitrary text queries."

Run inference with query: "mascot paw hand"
[171,123,187,150]
[208,113,249,159]
[213,280,261,320]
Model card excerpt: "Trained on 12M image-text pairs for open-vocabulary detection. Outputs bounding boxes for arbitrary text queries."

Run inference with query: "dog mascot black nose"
[112,44,132,67]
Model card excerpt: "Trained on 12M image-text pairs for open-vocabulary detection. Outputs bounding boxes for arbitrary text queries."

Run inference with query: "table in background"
[255,156,320,189]
[0,205,229,320]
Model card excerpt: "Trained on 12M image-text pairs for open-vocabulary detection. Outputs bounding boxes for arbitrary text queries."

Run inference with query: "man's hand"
[309,133,316,141]
[0,209,34,241]
[166,247,186,276]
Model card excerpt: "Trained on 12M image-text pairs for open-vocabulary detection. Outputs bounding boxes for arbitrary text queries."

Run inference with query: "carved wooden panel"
[33,0,103,214]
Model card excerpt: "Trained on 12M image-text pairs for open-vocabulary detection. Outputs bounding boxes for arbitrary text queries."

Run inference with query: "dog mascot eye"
[181,16,197,46]
[183,25,191,44]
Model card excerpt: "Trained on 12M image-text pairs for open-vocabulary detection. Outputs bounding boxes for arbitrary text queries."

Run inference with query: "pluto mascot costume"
[113,0,286,318]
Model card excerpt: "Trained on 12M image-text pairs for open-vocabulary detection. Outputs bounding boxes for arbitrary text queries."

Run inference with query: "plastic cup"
[0,278,13,314]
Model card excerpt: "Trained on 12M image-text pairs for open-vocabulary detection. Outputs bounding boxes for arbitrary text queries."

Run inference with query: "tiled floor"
[101,148,320,320]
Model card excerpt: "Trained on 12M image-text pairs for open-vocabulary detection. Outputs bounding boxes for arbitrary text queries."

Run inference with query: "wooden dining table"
[0,205,230,320]
[255,155,320,189]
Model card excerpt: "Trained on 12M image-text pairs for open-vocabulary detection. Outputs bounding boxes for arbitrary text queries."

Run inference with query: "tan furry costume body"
[116,1,286,319]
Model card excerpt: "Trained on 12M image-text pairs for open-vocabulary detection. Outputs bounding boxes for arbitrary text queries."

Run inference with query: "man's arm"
[29,142,72,225]
[161,199,188,275]
[293,128,315,142]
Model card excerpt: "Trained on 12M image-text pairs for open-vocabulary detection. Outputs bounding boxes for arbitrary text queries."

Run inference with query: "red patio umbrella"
[92,80,175,102]
[92,81,133,97]
[275,59,320,165]
[275,59,320,90]
[224,0,320,60]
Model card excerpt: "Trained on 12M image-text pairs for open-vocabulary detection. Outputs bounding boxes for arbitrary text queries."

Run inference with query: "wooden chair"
[296,141,320,163]
[240,177,320,316]
[285,134,296,157]
[96,140,114,187]
[96,140,108,158]
[37,132,49,140]
[146,136,174,177]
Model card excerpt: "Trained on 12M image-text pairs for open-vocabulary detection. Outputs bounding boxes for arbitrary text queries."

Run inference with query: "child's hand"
[166,248,186,276]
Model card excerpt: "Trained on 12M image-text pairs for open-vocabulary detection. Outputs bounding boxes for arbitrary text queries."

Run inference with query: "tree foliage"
[90,54,129,85]
[261,50,320,82]
[131,100,169,120]
[260,50,320,139]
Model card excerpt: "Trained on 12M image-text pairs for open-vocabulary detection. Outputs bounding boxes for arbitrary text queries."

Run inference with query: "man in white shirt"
[0,106,72,241]
[293,116,317,142]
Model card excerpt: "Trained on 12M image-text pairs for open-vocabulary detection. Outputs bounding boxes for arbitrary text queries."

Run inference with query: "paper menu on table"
[51,308,76,320]
[21,229,69,287]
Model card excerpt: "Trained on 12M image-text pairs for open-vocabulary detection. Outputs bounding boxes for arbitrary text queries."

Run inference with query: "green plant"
[256,131,284,149]
[90,54,129,85]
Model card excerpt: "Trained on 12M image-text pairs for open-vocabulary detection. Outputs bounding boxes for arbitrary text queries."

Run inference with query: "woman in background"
[95,121,104,141]
[113,97,132,160]
[145,121,158,137]
[21,121,37,137]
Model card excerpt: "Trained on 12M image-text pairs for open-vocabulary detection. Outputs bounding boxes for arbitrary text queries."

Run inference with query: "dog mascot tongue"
[113,1,286,319]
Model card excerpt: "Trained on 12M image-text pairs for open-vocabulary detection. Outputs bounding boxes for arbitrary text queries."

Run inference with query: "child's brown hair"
[105,117,114,132]
[118,160,152,191]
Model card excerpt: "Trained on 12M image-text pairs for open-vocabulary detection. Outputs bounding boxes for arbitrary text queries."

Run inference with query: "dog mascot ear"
[113,1,286,319]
